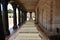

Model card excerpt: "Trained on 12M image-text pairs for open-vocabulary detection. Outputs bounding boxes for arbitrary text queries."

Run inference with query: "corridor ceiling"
[10,0,39,12]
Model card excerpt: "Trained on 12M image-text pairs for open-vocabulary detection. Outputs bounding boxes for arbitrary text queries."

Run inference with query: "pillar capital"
[11,3,17,8]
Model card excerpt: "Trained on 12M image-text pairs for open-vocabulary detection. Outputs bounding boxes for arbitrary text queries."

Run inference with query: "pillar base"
[4,30,10,36]
[6,30,10,36]
[13,25,18,30]
[18,24,21,26]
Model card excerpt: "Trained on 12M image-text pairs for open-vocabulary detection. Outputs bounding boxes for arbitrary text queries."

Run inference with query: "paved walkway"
[9,20,41,40]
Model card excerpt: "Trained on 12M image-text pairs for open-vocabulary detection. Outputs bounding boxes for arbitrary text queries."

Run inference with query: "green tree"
[8,9,13,13]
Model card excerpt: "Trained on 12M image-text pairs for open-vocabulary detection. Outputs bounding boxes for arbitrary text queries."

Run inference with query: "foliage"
[8,9,13,13]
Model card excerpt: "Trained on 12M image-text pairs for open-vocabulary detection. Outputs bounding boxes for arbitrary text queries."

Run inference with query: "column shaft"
[12,4,17,29]
[0,3,5,40]
[24,12,25,22]
[22,12,23,23]
[25,12,27,21]
[22,11,25,23]
[18,8,21,26]
[20,10,22,24]
[22,11,23,24]
[30,12,32,19]
[2,2,10,35]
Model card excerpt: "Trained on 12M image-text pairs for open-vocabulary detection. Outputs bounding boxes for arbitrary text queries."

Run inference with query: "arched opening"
[32,12,35,20]
[27,12,30,21]
[7,3,14,33]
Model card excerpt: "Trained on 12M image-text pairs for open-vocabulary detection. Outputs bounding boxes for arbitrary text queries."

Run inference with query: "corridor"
[9,20,41,40]
[1,0,60,40]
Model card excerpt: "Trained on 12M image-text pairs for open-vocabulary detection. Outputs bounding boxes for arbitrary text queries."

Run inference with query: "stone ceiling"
[10,0,40,12]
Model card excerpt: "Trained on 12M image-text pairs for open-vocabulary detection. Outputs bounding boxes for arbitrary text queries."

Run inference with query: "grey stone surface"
[9,20,41,40]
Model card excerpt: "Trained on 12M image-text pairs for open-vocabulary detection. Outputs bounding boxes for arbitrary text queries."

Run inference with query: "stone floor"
[8,20,42,40]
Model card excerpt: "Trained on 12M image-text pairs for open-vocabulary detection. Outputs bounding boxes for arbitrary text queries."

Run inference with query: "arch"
[7,3,14,31]
[7,3,13,11]
[27,12,30,21]
[32,12,35,20]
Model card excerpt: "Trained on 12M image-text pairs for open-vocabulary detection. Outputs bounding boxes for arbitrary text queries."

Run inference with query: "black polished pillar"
[18,7,21,26]
[2,0,10,35]
[0,3,5,40]
[12,4,17,29]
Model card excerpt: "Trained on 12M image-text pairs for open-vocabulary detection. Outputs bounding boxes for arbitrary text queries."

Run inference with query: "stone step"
[9,21,41,40]
[19,28,38,33]
[11,33,41,40]
[22,25,35,27]
[14,39,41,40]
[13,39,41,40]
[21,27,36,28]
[20,27,37,29]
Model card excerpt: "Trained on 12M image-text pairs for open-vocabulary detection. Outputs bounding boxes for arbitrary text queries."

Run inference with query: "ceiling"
[13,0,40,12]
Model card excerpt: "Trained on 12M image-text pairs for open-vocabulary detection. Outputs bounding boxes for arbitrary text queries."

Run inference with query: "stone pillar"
[25,11,27,21]
[0,3,5,40]
[20,10,22,24]
[35,12,36,23]
[18,7,21,26]
[22,11,24,23]
[23,11,26,23]
[30,12,32,19]
[23,11,25,22]
[23,12,25,22]
[2,0,10,35]
[12,4,17,29]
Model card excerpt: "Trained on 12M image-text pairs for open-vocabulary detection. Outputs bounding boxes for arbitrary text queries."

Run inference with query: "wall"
[35,0,60,34]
